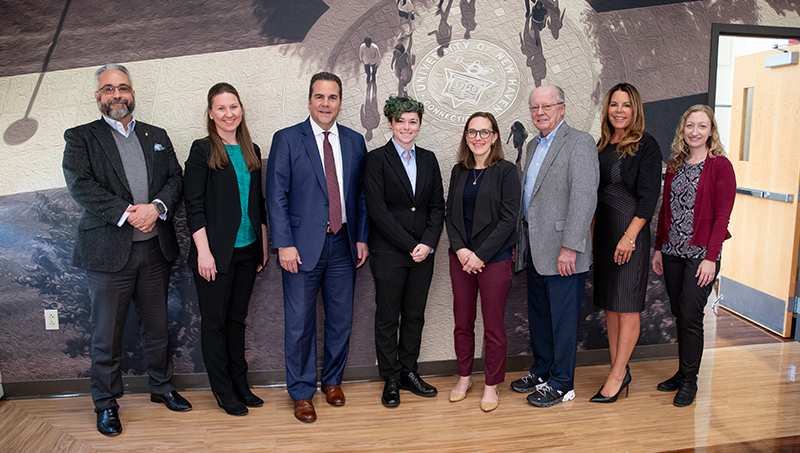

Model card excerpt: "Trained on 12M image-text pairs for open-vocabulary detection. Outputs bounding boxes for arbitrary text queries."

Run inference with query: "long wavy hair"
[668,104,725,174]
[597,83,645,157]
[206,82,259,171]
[457,112,503,169]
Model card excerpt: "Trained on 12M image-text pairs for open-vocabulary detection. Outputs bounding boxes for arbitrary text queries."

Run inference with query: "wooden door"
[720,44,800,337]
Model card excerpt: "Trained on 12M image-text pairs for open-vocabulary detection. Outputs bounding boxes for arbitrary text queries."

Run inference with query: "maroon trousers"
[449,253,512,386]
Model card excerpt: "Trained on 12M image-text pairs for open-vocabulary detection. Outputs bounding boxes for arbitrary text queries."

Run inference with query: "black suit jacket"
[364,140,444,253]
[446,160,521,263]
[183,139,268,274]
[62,118,183,272]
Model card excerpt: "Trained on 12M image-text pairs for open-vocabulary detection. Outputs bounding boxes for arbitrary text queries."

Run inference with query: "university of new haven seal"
[412,39,521,126]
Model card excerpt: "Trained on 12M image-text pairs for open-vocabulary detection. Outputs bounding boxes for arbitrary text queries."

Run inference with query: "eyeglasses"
[529,102,563,112]
[467,129,494,138]
[97,84,132,95]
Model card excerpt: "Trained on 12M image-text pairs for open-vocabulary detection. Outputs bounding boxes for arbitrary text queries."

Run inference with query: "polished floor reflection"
[1,307,798,452]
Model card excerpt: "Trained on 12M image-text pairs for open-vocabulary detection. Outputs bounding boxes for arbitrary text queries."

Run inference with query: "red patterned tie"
[323,131,342,234]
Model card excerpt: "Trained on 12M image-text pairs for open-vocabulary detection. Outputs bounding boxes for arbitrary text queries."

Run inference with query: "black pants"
[370,250,435,381]
[193,243,259,394]
[88,237,174,412]
[662,254,720,378]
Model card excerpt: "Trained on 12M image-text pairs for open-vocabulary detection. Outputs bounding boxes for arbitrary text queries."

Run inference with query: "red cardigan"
[655,155,736,261]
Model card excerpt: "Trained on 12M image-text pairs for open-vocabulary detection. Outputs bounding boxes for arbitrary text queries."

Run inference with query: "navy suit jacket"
[62,118,183,272]
[266,118,369,271]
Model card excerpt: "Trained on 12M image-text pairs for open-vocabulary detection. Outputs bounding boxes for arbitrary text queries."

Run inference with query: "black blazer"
[607,132,662,220]
[184,139,267,274]
[62,118,184,272]
[364,140,445,253]
[446,160,521,263]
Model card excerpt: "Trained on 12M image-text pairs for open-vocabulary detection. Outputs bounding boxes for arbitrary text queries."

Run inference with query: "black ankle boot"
[214,391,248,416]
[233,384,264,408]
[657,371,682,392]
[673,375,698,407]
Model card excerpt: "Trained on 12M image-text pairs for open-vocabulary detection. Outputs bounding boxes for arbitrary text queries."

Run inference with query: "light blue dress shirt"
[523,119,564,221]
[391,137,417,196]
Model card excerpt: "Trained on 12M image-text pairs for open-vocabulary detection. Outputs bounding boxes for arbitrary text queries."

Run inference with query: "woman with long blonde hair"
[652,104,735,407]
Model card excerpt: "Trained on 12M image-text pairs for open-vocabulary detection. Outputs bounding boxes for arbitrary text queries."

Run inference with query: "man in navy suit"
[62,64,191,436]
[266,72,370,423]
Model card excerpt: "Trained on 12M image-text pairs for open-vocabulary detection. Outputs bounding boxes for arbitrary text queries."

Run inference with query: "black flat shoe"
[96,408,122,436]
[589,368,632,403]
[150,390,192,412]
[658,371,682,392]
[382,379,401,408]
[214,392,248,416]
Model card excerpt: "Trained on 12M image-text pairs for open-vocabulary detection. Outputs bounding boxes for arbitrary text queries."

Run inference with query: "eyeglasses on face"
[529,102,564,112]
[467,129,494,138]
[97,85,132,95]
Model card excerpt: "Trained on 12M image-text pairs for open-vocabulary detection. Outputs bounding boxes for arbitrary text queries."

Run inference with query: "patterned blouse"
[662,161,713,259]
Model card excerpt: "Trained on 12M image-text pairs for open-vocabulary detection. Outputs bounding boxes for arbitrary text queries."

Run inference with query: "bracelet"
[623,232,636,250]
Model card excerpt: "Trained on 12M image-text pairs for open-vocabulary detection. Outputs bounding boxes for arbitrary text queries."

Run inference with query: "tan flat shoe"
[449,381,473,402]
[480,387,499,412]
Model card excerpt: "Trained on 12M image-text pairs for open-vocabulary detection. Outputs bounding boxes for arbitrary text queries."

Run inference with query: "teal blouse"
[226,144,257,247]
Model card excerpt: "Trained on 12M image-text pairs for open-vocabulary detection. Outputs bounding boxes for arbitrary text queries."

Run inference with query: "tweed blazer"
[62,118,183,272]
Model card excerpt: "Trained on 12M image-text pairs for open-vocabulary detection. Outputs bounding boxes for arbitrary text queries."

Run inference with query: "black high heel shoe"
[214,391,248,416]
[589,367,632,403]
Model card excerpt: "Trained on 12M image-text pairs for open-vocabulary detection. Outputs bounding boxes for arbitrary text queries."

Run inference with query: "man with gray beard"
[62,64,190,436]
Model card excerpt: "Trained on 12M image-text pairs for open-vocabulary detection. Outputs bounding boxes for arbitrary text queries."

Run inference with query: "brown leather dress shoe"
[320,384,346,406]
[293,399,316,423]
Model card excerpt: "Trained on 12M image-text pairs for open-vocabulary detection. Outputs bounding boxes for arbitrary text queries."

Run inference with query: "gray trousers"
[87,237,175,412]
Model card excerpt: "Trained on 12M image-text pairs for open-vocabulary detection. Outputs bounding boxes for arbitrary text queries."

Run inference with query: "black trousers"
[370,250,435,381]
[662,254,720,378]
[88,237,174,412]
[193,243,259,394]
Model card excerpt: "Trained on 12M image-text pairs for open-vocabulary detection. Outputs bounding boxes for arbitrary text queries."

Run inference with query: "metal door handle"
[736,187,793,203]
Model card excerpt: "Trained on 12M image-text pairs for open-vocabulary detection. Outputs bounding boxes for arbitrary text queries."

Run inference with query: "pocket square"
[154,143,164,151]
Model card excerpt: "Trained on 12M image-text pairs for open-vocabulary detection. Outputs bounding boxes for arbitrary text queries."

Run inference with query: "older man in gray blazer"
[63,64,191,436]
[511,85,599,407]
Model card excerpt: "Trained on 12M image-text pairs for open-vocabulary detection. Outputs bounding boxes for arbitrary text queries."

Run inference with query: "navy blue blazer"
[266,118,369,271]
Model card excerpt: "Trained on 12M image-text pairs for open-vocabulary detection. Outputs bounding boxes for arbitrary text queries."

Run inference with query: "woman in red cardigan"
[652,104,736,407]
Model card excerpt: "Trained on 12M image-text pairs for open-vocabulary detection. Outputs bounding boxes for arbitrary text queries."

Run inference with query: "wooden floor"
[2,307,798,453]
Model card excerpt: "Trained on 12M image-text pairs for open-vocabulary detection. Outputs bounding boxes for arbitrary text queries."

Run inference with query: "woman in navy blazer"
[446,112,520,412]
[184,83,269,416]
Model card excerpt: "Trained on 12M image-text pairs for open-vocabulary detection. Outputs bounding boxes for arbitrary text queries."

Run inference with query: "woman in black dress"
[590,83,662,403]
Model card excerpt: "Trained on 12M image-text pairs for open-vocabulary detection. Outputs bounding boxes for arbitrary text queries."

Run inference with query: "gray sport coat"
[517,121,599,276]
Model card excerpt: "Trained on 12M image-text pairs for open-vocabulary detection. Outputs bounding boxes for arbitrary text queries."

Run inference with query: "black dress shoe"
[96,408,122,436]
[673,376,698,407]
[150,390,192,412]
[589,368,632,403]
[234,386,264,408]
[657,371,682,392]
[400,371,438,397]
[382,379,401,408]
[214,392,248,416]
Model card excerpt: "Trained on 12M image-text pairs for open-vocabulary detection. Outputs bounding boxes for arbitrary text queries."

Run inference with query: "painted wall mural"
[1,0,799,386]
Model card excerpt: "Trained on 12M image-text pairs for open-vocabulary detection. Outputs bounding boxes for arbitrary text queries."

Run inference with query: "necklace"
[472,168,486,185]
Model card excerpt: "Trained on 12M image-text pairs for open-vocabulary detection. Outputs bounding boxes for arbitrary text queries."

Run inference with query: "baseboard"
[2,344,678,399]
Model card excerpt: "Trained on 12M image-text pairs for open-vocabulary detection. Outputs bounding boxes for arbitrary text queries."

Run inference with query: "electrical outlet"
[44,309,59,330]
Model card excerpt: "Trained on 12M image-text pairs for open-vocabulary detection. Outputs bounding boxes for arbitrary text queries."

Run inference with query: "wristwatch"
[152,200,167,216]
